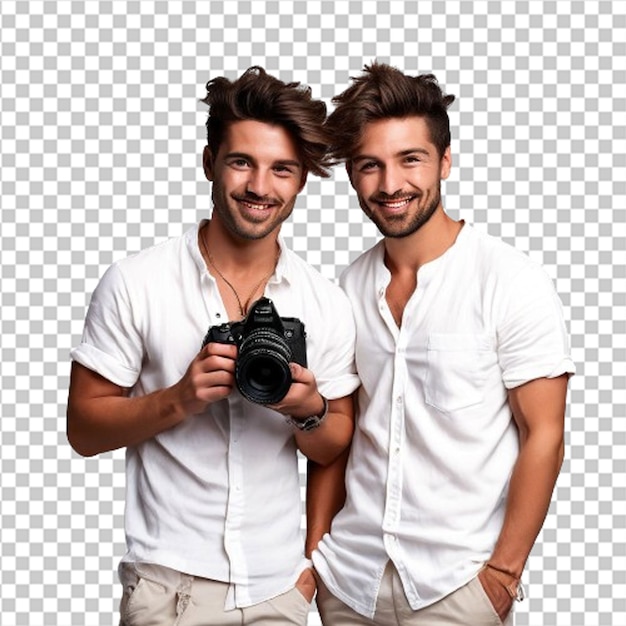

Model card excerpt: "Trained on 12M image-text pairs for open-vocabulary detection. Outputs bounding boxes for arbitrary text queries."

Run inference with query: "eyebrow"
[225,152,302,168]
[273,159,302,168]
[352,148,431,163]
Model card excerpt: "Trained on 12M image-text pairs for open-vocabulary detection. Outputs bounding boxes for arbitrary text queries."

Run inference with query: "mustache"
[370,192,419,203]
[232,192,280,205]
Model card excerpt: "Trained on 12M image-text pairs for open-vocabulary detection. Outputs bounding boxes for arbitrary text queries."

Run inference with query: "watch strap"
[286,396,329,431]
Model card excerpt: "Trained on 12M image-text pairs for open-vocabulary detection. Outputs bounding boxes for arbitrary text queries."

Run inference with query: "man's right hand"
[171,342,237,416]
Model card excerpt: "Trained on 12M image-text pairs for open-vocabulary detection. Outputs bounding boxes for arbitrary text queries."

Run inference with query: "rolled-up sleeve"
[70,263,143,388]
[498,264,576,389]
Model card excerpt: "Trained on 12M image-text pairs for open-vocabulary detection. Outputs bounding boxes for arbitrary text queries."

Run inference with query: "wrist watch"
[286,396,329,431]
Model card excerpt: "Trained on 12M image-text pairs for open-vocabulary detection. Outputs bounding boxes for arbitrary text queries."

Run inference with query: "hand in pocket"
[295,567,317,604]
[478,568,514,622]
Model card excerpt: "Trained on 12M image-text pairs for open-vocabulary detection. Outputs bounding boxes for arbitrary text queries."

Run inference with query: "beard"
[360,185,442,239]
[211,185,294,241]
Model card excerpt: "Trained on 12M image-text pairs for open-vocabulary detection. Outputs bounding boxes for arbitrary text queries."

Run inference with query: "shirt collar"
[270,234,291,286]
[373,221,471,288]
[188,220,291,285]
[187,221,209,274]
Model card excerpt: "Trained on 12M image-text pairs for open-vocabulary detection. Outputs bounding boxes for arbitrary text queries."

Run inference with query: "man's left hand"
[268,363,324,420]
[295,567,317,603]
[477,567,515,622]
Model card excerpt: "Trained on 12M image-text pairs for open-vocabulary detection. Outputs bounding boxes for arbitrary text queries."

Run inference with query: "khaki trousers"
[118,562,311,626]
[317,562,514,626]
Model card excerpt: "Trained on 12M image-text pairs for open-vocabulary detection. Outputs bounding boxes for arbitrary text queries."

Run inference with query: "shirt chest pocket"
[424,332,495,414]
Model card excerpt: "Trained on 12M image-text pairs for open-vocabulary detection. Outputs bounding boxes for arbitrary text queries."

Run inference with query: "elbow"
[521,427,565,477]
[299,415,354,466]
[305,439,352,467]
[300,439,346,466]
[67,429,99,458]
[306,448,342,467]
[66,410,101,458]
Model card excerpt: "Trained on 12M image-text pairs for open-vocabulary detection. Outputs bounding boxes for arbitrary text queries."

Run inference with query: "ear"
[440,147,452,180]
[203,145,214,181]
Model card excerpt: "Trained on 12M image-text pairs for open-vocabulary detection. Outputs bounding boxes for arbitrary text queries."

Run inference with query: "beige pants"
[317,562,514,626]
[118,562,312,626]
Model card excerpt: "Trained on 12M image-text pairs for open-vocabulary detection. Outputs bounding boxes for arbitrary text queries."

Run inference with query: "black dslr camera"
[202,297,307,405]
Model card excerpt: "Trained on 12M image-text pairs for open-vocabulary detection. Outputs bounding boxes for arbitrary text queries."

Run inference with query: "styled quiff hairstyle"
[201,66,332,178]
[327,62,455,161]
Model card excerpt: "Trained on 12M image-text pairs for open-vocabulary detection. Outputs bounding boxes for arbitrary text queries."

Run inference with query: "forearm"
[305,449,350,557]
[295,396,354,465]
[67,369,186,457]
[67,345,237,457]
[489,432,564,577]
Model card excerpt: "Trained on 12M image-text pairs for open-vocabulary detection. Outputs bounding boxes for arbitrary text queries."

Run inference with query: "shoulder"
[115,229,186,271]
[340,241,384,289]
[279,249,356,327]
[465,225,530,266]
[462,224,547,284]
[93,230,193,302]
[282,247,344,297]
[104,230,197,292]
[461,226,564,325]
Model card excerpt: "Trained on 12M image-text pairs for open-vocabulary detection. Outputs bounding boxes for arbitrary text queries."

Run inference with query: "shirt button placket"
[383,390,404,532]
[383,338,408,551]
[224,398,246,584]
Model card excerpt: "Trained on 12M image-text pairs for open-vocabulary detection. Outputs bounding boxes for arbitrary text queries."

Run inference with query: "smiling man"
[67,67,359,626]
[311,63,575,626]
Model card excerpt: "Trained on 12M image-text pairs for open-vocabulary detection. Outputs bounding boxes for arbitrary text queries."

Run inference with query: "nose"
[246,169,272,197]
[378,165,403,196]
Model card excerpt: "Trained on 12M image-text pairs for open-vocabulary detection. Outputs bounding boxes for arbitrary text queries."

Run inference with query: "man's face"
[204,120,307,241]
[347,116,451,239]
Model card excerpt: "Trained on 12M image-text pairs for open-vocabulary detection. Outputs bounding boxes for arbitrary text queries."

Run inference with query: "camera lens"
[235,328,293,404]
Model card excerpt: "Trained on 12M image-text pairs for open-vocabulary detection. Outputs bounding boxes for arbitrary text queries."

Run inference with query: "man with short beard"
[312,63,575,626]
[67,67,359,626]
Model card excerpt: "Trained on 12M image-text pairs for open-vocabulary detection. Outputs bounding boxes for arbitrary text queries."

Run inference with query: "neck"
[199,218,281,320]
[202,216,280,273]
[383,208,463,274]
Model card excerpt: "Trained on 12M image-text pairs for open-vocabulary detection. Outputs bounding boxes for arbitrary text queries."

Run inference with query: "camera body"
[202,297,307,405]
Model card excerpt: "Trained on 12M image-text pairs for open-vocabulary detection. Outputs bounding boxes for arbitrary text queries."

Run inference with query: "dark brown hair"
[201,66,332,178]
[327,62,456,161]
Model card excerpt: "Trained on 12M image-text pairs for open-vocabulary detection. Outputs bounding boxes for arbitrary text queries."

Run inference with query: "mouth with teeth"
[373,194,419,213]
[234,195,279,215]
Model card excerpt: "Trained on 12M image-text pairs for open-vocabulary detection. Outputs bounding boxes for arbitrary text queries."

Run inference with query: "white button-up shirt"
[71,222,359,608]
[314,224,575,618]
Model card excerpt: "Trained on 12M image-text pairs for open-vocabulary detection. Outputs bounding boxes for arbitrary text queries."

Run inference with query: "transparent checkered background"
[0,1,624,624]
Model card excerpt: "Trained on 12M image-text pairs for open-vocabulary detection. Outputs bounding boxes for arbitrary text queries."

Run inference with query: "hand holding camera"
[172,341,238,417]
[202,297,308,405]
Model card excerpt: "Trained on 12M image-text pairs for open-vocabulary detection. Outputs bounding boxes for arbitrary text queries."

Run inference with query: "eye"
[229,158,250,169]
[359,161,379,172]
[273,165,296,176]
[404,155,422,164]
